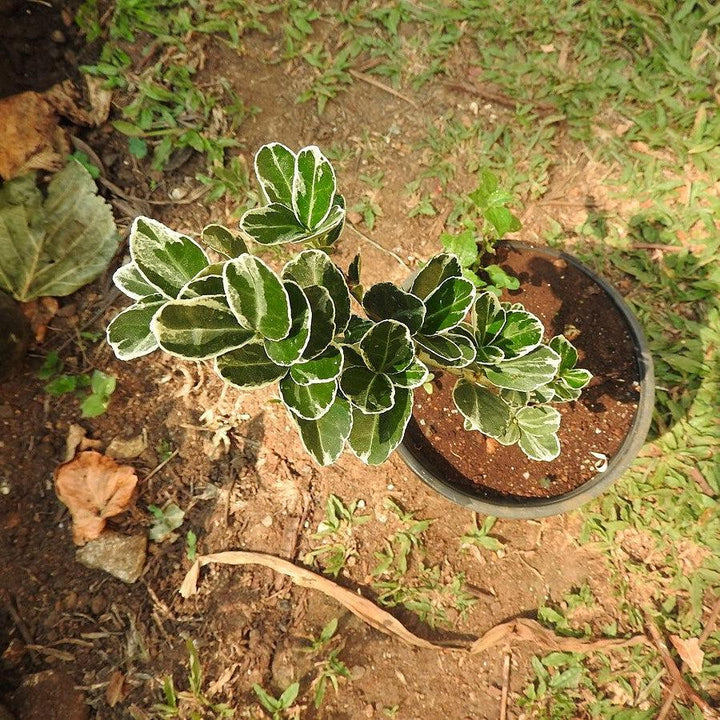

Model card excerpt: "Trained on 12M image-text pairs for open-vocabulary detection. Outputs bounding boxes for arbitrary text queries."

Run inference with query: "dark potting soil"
[405,243,642,499]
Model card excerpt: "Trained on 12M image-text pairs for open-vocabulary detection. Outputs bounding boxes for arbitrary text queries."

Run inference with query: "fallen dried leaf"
[105,670,126,707]
[64,424,102,463]
[670,635,705,674]
[21,297,60,343]
[54,451,138,545]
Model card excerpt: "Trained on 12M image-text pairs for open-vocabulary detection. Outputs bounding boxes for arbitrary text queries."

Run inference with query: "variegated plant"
[106,143,591,466]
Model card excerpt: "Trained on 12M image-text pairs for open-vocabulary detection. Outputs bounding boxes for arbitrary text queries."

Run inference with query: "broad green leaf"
[348,388,413,465]
[485,345,560,392]
[215,342,287,389]
[387,358,429,389]
[343,315,373,344]
[414,332,463,363]
[292,145,336,229]
[484,205,521,237]
[484,263,520,290]
[453,379,511,439]
[439,229,478,268]
[301,203,345,246]
[362,282,426,334]
[440,327,477,367]
[474,344,505,365]
[279,376,337,420]
[409,253,462,300]
[360,320,414,373]
[224,255,291,340]
[290,345,343,384]
[473,291,506,345]
[130,217,208,299]
[494,309,544,359]
[201,224,248,258]
[421,276,475,334]
[151,296,254,359]
[178,274,224,299]
[516,405,561,461]
[302,285,336,358]
[0,163,118,302]
[562,367,592,389]
[293,396,352,466]
[239,202,307,245]
[549,335,579,372]
[282,249,350,332]
[340,366,395,414]
[113,262,163,299]
[264,281,311,366]
[546,335,592,401]
[254,142,295,205]
[106,295,165,360]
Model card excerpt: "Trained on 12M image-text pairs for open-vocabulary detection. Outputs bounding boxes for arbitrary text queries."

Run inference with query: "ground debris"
[76,531,147,584]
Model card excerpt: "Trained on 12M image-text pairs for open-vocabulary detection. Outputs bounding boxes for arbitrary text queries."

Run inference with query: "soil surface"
[0,12,640,720]
[406,244,642,499]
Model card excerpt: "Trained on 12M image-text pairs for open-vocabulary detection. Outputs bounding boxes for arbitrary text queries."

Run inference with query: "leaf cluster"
[106,143,591,466]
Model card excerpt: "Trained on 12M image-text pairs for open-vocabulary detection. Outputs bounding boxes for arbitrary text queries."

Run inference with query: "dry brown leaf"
[180,551,650,657]
[54,451,138,545]
[105,670,126,707]
[21,297,60,343]
[670,635,705,674]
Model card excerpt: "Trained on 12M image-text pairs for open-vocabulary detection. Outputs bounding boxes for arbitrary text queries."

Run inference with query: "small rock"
[363,704,374,717]
[50,29,66,43]
[10,670,88,720]
[350,664,366,680]
[260,515,273,527]
[347,211,363,225]
[76,532,146,583]
[106,432,147,459]
[90,594,106,615]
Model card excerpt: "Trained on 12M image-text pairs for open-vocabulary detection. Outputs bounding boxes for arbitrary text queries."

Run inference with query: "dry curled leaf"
[54,450,138,545]
[670,635,705,674]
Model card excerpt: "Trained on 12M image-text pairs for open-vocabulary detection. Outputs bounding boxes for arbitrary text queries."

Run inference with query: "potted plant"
[106,143,654,517]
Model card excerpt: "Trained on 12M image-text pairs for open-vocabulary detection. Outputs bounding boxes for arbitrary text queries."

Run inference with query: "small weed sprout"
[252,682,299,720]
[105,142,591,467]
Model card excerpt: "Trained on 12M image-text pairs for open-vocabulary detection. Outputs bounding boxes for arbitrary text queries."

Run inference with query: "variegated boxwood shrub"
[106,143,591,466]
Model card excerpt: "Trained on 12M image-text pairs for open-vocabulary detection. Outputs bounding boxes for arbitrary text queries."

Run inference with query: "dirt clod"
[9,670,88,720]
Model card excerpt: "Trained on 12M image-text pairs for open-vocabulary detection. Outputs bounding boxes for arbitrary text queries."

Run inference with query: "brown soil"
[406,244,641,498]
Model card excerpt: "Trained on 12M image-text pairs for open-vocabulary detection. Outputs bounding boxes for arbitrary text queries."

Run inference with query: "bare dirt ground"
[0,11,654,720]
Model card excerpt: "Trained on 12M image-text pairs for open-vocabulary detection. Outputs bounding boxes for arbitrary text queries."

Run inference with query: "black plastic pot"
[396,242,655,519]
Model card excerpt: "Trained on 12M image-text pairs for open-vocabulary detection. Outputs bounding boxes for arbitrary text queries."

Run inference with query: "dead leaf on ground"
[105,670,126,707]
[20,297,60,343]
[670,635,705,673]
[64,424,102,463]
[54,450,138,545]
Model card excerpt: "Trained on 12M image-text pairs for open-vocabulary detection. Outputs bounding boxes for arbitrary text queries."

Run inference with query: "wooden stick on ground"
[499,652,511,720]
[349,69,418,108]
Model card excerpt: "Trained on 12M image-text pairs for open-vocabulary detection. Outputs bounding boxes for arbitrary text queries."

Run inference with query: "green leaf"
[387,358,429,389]
[292,145,336,229]
[421,276,475,334]
[362,282,426,334]
[0,163,118,302]
[45,374,77,395]
[90,369,116,397]
[290,345,343,384]
[106,295,165,360]
[128,136,148,159]
[453,379,511,439]
[279,376,337,420]
[494,309,544,359]
[264,281,311,366]
[282,249,350,332]
[278,682,300,709]
[484,206,521,237]
[439,229,478,268]
[224,255,291,340]
[472,291,506,346]
[293,396,352,466]
[80,393,110,417]
[151,296,254,360]
[201,224,248,258]
[348,388,413,465]
[239,202,307,245]
[340,365,395,414]
[485,346,560,392]
[516,405,561,461]
[301,285,336,359]
[215,342,287,389]
[409,253,462,300]
[149,503,185,542]
[113,262,163,299]
[484,263,519,290]
[360,320,414,373]
[130,217,209,299]
[549,334,578,372]
[414,332,463,363]
[439,327,477,367]
[177,274,225,299]
[254,142,296,205]
[343,314,373,344]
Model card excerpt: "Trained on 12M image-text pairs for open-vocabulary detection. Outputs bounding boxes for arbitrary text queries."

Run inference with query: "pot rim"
[396,240,655,519]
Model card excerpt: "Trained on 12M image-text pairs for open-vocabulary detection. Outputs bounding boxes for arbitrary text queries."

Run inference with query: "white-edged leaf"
[129,216,209,299]
[279,376,337,420]
[414,332,463,363]
[485,345,560,392]
[215,342,287,389]
[239,203,307,246]
[113,261,165,300]
[292,145,336,229]
[362,282,426,334]
[408,253,462,300]
[494,309,544,359]
[264,281,311,366]
[452,379,511,439]
[224,255,291,340]
[421,276,475,334]
[282,249,350,332]
[201,224,248,258]
[292,396,352,466]
[348,388,413,465]
[290,345,343,384]
[516,405,561,461]
[151,296,254,360]
[301,285,336,358]
[340,366,395,414]
[0,163,118,302]
[387,358,429,389]
[106,295,165,361]
[473,291,506,346]
[359,320,415,373]
[254,142,296,205]
[178,274,225,299]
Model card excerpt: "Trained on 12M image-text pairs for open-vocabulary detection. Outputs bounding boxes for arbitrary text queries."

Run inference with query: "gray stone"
[76,532,147,583]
